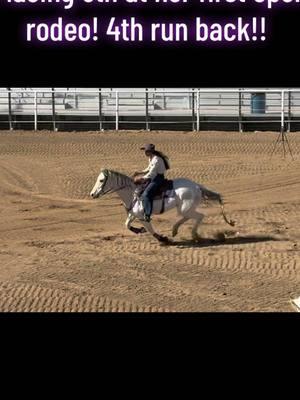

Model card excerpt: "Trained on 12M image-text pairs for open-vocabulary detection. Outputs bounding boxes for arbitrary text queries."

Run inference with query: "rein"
[100,184,128,196]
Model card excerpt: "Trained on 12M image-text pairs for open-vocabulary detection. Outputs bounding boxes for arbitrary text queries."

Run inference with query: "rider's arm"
[133,167,149,176]
[142,158,152,173]
[143,157,159,180]
[134,160,150,176]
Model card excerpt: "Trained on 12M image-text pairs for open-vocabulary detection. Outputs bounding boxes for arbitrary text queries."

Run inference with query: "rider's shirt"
[143,155,166,180]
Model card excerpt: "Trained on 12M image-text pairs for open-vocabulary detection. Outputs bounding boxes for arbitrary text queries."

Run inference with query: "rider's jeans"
[142,174,165,217]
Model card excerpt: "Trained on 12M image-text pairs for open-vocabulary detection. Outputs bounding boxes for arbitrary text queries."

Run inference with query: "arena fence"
[1,88,300,132]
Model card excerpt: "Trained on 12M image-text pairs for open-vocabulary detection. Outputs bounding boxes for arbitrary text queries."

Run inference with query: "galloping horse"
[90,169,235,243]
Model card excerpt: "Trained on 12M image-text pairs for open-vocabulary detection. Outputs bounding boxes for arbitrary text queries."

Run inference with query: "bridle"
[98,171,135,212]
[97,171,132,203]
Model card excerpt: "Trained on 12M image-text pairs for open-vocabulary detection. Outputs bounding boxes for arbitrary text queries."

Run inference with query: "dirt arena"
[0,129,300,312]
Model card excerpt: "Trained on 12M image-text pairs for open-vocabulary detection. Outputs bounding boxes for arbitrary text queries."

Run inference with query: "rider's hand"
[134,176,146,185]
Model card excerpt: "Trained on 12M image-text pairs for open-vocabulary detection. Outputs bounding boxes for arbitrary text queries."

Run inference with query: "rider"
[133,143,170,222]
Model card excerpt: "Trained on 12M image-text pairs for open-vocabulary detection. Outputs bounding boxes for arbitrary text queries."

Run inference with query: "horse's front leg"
[125,213,134,229]
[139,220,170,244]
[125,213,146,234]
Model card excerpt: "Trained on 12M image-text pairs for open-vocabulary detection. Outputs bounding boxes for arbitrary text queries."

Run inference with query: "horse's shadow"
[167,234,280,248]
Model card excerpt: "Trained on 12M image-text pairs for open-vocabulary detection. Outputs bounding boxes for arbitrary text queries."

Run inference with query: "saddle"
[153,179,174,200]
[134,179,174,200]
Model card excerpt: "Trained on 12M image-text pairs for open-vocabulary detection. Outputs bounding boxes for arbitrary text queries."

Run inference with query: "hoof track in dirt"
[0,282,170,312]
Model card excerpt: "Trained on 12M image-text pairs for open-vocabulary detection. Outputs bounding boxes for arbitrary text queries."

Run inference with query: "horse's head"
[90,169,110,199]
[90,169,133,199]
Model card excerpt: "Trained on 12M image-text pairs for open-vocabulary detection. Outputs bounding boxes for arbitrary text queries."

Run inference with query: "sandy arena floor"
[0,129,300,312]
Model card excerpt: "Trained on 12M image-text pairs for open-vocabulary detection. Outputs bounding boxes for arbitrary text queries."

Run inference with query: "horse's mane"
[104,169,134,187]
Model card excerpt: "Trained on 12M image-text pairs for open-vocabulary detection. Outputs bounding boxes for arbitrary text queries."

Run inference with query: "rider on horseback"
[133,144,170,222]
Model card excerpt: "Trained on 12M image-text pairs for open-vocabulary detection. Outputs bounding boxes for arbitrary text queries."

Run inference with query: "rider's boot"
[144,214,151,222]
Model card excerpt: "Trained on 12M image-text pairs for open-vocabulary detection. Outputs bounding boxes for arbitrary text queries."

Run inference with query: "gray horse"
[90,169,234,243]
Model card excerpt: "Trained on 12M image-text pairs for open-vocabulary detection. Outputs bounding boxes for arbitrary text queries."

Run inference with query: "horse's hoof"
[215,232,226,242]
[192,233,201,242]
[160,237,171,246]
[154,233,170,244]
[159,235,169,243]
[129,226,147,235]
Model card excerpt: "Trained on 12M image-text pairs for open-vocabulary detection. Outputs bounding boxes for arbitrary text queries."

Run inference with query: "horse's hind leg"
[172,216,189,237]
[185,210,204,241]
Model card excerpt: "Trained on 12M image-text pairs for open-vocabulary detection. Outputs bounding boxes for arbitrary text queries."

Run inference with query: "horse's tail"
[201,187,235,227]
